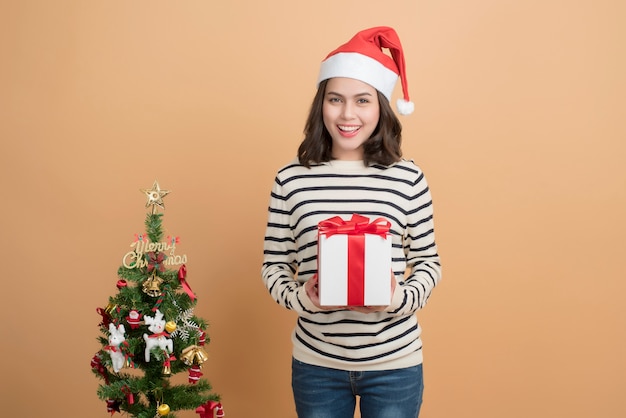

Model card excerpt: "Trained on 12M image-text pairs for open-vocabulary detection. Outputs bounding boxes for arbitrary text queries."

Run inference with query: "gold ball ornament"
[157,404,170,416]
[165,321,177,333]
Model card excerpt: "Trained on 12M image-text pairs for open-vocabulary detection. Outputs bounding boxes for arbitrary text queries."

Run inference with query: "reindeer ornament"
[106,323,127,373]
[143,309,173,362]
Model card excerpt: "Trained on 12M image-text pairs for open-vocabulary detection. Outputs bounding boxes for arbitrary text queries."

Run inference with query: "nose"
[341,102,356,119]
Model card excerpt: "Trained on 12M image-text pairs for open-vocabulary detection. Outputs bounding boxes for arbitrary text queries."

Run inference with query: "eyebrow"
[326,91,373,98]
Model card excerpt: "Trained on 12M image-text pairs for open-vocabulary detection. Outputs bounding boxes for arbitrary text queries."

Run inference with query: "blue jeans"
[292,358,424,418]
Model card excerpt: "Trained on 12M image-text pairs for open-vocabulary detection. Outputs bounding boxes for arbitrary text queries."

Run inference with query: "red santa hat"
[317,26,414,115]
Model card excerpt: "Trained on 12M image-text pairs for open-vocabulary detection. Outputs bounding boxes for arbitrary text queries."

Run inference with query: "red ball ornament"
[116,279,128,289]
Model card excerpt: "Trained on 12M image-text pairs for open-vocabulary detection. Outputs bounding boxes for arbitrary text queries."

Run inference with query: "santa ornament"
[188,365,203,384]
[317,26,414,115]
[125,309,142,329]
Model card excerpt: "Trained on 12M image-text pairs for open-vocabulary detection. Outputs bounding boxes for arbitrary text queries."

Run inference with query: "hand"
[304,275,342,311]
[304,274,320,305]
[346,305,387,313]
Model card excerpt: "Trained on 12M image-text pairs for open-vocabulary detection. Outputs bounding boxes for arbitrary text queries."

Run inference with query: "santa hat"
[317,26,414,115]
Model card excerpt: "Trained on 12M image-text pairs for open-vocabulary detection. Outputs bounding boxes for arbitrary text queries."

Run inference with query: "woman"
[262,26,442,418]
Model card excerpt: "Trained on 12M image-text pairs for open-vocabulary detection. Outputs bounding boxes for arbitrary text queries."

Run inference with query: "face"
[322,77,380,161]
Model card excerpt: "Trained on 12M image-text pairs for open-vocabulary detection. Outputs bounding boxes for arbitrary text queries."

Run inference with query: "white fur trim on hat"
[317,52,398,102]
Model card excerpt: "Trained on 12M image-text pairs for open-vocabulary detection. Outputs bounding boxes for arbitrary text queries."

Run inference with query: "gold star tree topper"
[141,180,170,213]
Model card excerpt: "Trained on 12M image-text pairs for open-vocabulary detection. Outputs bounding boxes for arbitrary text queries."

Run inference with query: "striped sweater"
[262,158,441,371]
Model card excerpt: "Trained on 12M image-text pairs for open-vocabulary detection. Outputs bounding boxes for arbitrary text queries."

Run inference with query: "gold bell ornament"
[142,274,164,297]
[162,353,175,377]
[180,345,209,366]
[162,363,171,376]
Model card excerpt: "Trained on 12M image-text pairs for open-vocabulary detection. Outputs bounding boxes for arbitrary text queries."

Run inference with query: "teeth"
[338,125,359,132]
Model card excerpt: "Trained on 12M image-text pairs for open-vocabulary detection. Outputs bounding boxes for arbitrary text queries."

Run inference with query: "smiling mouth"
[338,125,360,133]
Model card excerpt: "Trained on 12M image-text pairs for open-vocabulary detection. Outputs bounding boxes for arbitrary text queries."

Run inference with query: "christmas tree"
[91,181,223,418]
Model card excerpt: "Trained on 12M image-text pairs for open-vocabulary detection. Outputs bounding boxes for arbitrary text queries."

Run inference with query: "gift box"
[317,214,392,306]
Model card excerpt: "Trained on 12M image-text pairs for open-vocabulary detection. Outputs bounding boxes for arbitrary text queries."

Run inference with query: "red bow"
[164,352,176,368]
[146,251,166,273]
[318,214,390,238]
[91,353,110,384]
[96,307,112,327]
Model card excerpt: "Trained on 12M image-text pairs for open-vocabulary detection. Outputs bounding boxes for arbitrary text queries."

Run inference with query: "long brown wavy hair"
[297,79,403,167]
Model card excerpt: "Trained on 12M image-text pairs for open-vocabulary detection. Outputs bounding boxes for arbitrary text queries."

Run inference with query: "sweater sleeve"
[386,169,442,315]
[261,176,320,315]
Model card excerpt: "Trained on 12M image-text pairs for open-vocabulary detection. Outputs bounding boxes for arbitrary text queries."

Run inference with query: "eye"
[328,97,342,103]
[357,98,370,104]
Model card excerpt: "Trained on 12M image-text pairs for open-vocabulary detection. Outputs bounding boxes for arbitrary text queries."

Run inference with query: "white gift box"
[317,215,392,306]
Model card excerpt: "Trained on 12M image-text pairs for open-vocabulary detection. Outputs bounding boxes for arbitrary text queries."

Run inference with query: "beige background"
[1,1,624,417]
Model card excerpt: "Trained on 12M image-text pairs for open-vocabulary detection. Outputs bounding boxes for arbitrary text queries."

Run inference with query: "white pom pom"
[396,99,414,115]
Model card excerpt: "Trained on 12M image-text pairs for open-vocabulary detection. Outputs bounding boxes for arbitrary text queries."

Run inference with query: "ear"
[118,324,126,334]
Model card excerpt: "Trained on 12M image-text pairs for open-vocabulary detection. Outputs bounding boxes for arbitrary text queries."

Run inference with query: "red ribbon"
[348,234,365,305]
[121,385,134,405]
[149,332,170,338]
[163,352,176,368]
[318,214,390,306]
[178,265,196,302]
